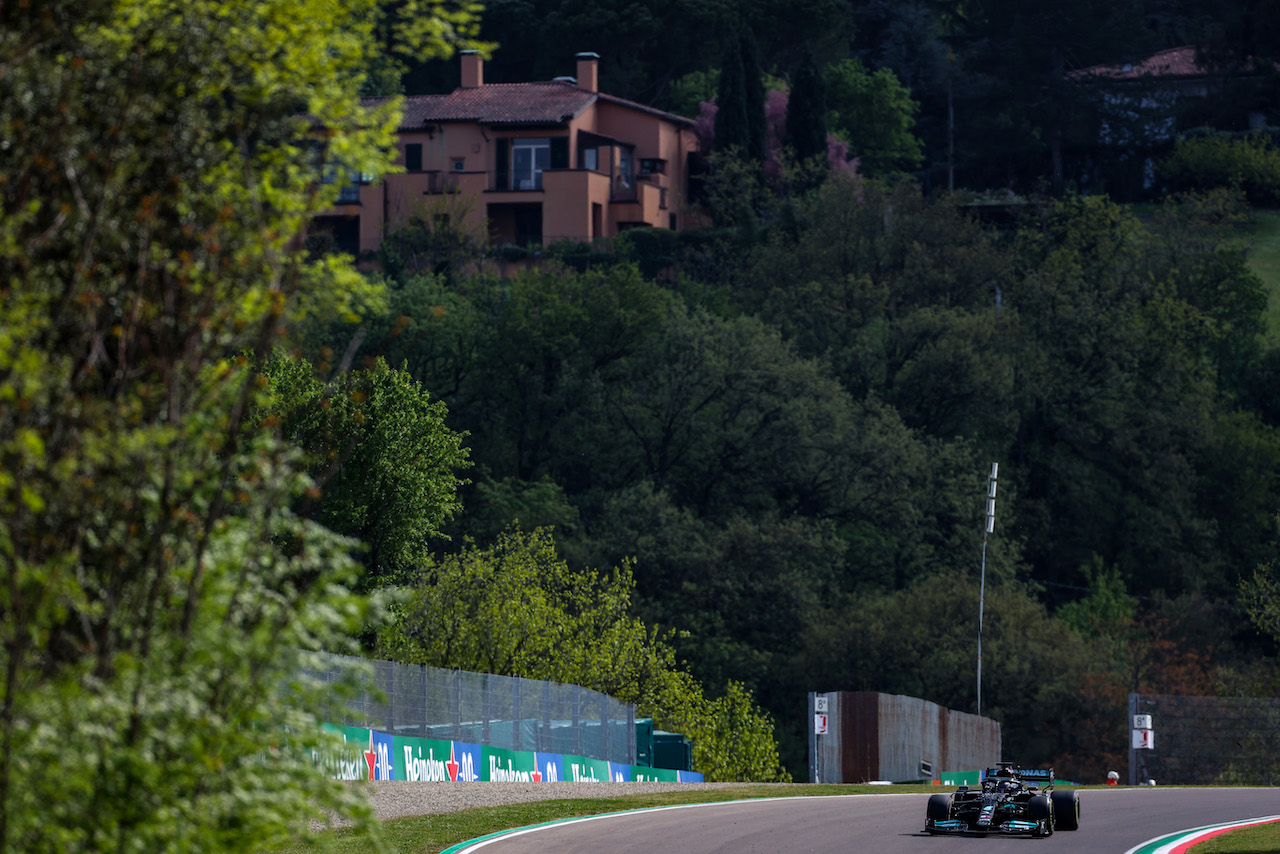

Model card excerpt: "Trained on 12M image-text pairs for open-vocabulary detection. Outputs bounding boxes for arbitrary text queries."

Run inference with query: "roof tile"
[371,81,695,130]
[1071,45,1271,80]
[386,82,597,127]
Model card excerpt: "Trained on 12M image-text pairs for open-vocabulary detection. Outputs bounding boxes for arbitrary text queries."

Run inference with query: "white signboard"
[1132,729,1154,750]
[815,697,828,713]
[1133,714,1152,730]
[815,714,828,735]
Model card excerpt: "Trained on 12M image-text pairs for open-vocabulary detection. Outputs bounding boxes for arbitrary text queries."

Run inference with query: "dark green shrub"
[1158,132,1280,206]
[618,226,680,278]
[495,243,531,262]
[544,238,620,272]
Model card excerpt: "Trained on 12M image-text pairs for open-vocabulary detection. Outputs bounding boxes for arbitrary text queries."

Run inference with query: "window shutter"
[495,137,509,190]
[550,136,569,170]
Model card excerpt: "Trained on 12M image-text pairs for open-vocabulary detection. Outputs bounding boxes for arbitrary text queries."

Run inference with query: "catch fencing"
[305,652,636,765]
[1129,693,1280,785]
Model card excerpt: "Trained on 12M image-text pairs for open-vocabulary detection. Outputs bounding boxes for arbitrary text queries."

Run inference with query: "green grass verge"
[289,784,939,854]
[1193,821,1280,854]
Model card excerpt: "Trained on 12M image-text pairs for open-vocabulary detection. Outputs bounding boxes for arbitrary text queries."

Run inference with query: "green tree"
[741,29,769,164]
[378,527,789,780]
[0,0,480,850]
[670,68,721,118]
[262,354,470,589]
[714,34,751,155]
[737,178,1013,397]
[570,306,995,771]
[1242,538,1280,645]
[824,58,924,175]
[1007,196,1226,598]
[407,264,675,484]
[786,49,829,169]
[366,0,493,95]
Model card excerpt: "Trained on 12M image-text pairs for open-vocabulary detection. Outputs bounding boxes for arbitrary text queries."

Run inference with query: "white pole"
[978,535,986,717]
[979,463,997,717]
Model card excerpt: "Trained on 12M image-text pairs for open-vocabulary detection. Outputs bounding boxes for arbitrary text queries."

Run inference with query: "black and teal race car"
[923,762,1080,837]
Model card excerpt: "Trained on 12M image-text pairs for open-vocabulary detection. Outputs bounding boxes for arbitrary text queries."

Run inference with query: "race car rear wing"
[980,767,1054,783]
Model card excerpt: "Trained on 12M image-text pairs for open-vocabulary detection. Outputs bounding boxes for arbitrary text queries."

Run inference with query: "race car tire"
[1028,794,1052,820]
[1050,789,1080,830]
[926,793,953,821]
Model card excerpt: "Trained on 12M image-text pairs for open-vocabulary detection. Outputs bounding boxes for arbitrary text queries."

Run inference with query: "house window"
[322,164,362,204]
[512,138,550,190]
[581,147,598,171]
[452,159,465,171]
[405,144,423,173]
[614,146,635,197]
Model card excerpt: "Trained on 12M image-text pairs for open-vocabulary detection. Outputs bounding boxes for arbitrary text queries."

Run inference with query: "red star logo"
[532,762,542,783]
[446,743,459,782]
[364,750,377,781]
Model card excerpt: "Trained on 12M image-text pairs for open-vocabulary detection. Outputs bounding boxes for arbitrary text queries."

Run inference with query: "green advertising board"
[318,725,703,783]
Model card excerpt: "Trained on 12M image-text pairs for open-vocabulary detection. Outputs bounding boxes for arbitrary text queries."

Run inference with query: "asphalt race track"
[447,788,1280,854]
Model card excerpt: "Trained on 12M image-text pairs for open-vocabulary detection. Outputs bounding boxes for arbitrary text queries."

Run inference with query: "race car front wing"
[926,819,1041,834]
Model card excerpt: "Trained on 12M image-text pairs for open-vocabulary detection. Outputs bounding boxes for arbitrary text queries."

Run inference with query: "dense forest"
[8,3,1280,850]
[299,180,1280,782]
[283,0,1280,783]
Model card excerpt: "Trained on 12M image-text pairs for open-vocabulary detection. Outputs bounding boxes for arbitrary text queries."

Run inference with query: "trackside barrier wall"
[322,724,704,782]
[809,691,1000,783]
[304,652,704,782]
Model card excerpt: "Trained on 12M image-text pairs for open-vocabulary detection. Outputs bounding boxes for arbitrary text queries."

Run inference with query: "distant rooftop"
[369,81,694,130]
[1070,45,1274,81]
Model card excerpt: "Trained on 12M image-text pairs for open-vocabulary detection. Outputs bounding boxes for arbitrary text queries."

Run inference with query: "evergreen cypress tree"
[714,35,750,154]
[740,29,767,163]
[786,50,828,165]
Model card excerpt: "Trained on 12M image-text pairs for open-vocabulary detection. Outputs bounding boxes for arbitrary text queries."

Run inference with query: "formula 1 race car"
[923,762,1080,837]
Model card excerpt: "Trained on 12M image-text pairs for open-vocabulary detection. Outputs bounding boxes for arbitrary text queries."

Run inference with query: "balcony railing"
[488,171,545,192]
[422,171,460,194]
[486,167,639,202]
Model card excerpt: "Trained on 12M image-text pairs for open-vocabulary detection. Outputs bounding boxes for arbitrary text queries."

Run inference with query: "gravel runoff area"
[353,780,796,823]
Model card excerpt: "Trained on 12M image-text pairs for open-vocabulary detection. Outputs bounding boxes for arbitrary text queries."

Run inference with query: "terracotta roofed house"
[314,52,698,254]
[1069,45,1277,147]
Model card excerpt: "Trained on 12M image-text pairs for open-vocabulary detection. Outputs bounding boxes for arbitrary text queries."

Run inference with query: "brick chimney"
[576,52,599,93]
[461,50,483,88]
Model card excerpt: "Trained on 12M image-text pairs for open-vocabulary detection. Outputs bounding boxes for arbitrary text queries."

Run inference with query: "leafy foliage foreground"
[0,0,480,850]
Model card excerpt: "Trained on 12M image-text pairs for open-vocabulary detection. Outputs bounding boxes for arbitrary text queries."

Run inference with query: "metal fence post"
[1128,693,1137,786]
[599,692,607,760]
[513,677,522,751]
[809,691,817,784]
[451,668,462,741]
[419,664,428,737]
[482,672,492,747]
[573,685,582,756]
[540,680,551,754]
[630,703,637,764]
